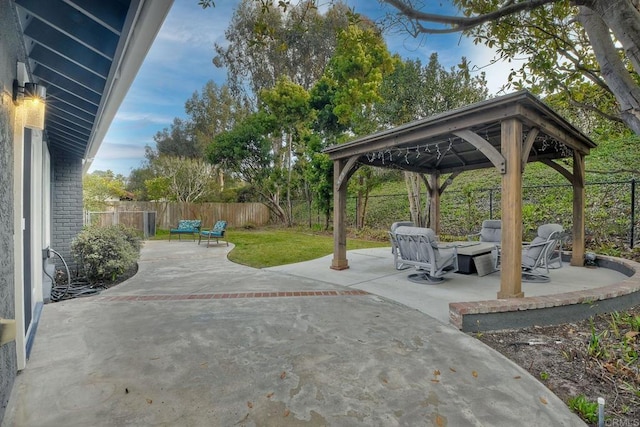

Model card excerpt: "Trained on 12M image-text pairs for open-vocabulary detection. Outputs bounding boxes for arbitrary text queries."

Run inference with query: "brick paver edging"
[449,254,640,331]
[96,289,369,302]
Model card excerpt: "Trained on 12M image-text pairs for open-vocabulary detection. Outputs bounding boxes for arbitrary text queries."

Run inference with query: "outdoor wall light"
[13,79,46,130]
[13,79,46,105]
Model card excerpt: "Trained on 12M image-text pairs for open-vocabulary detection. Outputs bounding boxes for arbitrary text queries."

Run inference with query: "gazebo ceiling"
[324,90,596,176]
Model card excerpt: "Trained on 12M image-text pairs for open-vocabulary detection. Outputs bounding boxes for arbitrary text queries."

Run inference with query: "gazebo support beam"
[572,152,586,266]
[453,130,505,174]
[499,119,524,299]
[331,157,358,270]
[540,159,576,185]
[521,127,539,171]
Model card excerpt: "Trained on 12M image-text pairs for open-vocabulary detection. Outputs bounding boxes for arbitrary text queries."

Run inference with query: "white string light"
[361,134,573,166]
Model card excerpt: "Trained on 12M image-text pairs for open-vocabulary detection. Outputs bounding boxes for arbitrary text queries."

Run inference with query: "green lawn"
[153,227,388,268]
[226,228,389,268]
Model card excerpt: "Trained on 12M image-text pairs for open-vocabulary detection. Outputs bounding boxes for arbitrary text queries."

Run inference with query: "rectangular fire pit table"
[454,242,497,275]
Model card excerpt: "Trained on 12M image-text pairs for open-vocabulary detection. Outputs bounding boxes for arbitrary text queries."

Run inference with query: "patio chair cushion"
[538,223,563,239]
[522,236,547,267]
[390,221,415,270]
[522,224,564,268]
[479,220,502,243]
[391,221,414,232]
[394,226,447,263]
[198,220,228,246]
[171,220,201,233]
[169,219,202,240]
[394,226,439,248]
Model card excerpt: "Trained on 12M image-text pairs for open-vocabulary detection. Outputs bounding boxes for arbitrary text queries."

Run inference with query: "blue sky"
[90,0,511,176]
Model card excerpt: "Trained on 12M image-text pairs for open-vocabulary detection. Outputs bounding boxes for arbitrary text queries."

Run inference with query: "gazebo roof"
[324,90,596,175]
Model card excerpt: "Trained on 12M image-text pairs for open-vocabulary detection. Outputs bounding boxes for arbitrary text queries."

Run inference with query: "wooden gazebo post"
[498,118,524,298]
[331,158,354,270]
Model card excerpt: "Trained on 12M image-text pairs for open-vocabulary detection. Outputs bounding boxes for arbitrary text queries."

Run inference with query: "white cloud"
[95,142,149,160]
[113,111,175,124]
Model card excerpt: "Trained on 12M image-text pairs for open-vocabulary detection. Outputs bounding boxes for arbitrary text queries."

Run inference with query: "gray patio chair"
[393,226,458,284]
[468,219,501,269]
[521,223,565,282]
[544,229,568,270]
[389,221,414,270]
[467,219,501,243]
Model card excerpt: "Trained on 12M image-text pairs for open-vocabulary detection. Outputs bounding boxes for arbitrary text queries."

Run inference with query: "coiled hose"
[43,248,102,302]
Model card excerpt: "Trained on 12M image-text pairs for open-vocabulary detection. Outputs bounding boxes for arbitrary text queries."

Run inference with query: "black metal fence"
[291,179,639,249]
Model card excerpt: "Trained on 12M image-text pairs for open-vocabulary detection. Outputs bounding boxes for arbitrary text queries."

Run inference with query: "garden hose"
[46,248,102,302]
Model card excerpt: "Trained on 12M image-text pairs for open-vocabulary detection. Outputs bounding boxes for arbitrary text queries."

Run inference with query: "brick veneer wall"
[51,149,84,270]
[0,1,22,421]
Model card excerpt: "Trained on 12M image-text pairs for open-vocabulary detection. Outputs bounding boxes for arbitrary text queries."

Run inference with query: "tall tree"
[147,156,219,209]
[381,0,640,134]
[152,118,199,158]
[212,0,351,104]
[206,112,290,222]
[317,22,395,135]
[307,20,396,229]
[126,165,155,201]
[260,76,312,225]
[185,81,251,155]
[83,170,128,211]
[185,80,251,189]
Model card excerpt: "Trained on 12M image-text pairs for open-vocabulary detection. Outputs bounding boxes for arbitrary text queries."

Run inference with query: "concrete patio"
[4,240,634,426]
[268,246,634,330]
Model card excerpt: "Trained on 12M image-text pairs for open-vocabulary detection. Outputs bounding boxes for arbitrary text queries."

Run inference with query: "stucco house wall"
[0,1,173,423]
[0,0,22,419]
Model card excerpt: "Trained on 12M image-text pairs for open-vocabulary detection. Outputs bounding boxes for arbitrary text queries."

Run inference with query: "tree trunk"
[578,5,640,134]
[405,172,420,225]
[218,169,225,192]
[584,0,640,74]
[324,207,330,231]
[356,176,364,229]
[286,132,293,227]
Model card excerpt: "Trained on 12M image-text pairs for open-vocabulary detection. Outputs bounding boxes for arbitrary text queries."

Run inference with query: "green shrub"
[115,224,143,252]
[71,225,141,281]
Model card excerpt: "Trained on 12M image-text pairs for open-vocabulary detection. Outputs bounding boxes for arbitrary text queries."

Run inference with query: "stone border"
[96,289,370,302]
[449,254,640,332]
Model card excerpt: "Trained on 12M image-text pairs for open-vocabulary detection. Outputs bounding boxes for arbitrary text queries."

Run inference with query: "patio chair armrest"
[522,240,547,249]
[437,244,458,255]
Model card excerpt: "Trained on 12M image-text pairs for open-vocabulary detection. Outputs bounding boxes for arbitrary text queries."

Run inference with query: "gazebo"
[323,90,597,299]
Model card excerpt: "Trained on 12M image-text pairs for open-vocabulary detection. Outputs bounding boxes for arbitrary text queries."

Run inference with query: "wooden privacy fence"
[90,201,270,230]
[85,211,156,238]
